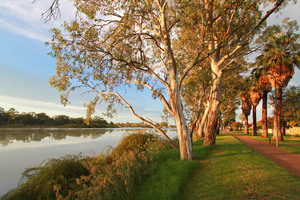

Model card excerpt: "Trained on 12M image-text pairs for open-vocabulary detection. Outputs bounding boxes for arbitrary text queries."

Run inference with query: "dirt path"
[230,132,300,178]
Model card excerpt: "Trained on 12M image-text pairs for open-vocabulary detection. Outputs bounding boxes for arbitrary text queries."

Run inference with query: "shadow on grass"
[178,135,300,200]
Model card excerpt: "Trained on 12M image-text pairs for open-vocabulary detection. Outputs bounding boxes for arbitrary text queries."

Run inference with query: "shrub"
[2,155,89,200]
[70,132,172,200]
[2,132,173,200]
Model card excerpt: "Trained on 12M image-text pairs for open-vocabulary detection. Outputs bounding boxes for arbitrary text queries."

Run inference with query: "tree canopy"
[45,0,294,159]
[270,85,300,127]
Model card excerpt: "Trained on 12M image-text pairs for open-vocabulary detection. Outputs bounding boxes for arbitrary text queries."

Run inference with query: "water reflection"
[0,128,113,147]
[0,128,177,196]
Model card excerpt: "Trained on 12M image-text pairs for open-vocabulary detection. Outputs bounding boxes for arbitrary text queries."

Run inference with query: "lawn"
[179,134,300,200]
[131,139,213,200]
[233,131,300,154]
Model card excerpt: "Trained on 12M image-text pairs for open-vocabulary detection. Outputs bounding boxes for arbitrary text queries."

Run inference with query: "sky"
[0,0,299,124]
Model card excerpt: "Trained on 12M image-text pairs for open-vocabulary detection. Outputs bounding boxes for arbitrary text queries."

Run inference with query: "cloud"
[0,95,86,117]
[0,18,49,42]
[0,0,75,42]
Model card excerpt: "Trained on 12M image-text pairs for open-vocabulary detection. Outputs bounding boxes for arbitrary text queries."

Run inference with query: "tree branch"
[218,0,285,66]
[128,79,173,116]
[94,91,173,143]
[179,48,217,88]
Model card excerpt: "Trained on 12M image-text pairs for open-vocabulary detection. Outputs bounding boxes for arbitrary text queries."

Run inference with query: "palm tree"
[241,96,252,135]
[250,86,262,136]
[256,19,300,141]
[258,75,272,138]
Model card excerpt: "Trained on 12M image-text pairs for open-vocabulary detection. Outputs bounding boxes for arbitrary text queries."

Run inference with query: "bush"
[2,155,89,200]
[71,132,172,200]
[2,132,173,200]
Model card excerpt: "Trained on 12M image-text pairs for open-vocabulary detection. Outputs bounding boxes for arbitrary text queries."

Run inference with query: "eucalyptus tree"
[220,71,244,131]
[45,0,291,160]
[281,85,300,128]
[256,19,300,141]
[181,64,212,139]
[47,0,206,160]
[178,0,290,145]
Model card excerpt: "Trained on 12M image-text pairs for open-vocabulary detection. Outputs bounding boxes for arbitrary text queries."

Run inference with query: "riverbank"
[2,133,300,200]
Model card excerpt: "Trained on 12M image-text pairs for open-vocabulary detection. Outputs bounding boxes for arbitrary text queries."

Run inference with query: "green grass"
[180,134,300,200]
[278,145,300,154]
[233,131,300,154]
[3,133,300,200]
[131,139,213,200]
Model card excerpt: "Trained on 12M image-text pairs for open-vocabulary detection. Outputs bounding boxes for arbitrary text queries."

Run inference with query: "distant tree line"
[115,121,173,128]
[0,108,117,128]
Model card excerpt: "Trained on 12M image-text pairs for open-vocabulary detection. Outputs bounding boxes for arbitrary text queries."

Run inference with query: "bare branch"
[94,91,173,143]
[128,80,173,116]
[40,0,61,22]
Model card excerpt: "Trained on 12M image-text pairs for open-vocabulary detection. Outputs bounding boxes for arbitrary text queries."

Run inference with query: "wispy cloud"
[0,18,49,42]
[0,0,75,42]
[0,95,86,117]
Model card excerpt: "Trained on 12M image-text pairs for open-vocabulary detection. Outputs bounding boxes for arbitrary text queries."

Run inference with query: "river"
[0,128,177,197]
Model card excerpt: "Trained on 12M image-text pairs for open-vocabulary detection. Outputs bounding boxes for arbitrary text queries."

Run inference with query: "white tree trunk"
[198,105,209,138]
[170,75,193,160]
[203,61,223,145]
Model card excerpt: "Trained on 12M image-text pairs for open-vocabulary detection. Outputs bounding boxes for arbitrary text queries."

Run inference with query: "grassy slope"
[179,134,300,200]
[131,139,213,200]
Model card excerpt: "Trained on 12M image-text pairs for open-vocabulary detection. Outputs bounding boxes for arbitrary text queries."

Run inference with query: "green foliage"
[70,132,173,200]
[220,72,245,127]
[270,85,300,127]
[0,107,116,128]
[2,132,173,200]
[255,18,300,87]
[230,121,243,131]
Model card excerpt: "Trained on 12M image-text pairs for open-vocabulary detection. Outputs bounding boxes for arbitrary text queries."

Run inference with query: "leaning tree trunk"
[252,105,258,136]
[169,70,193,160]
[261,90,268,138]
[197,106,209,138]
[158,1,193,160]
[203,67,223,145]
[273,87,284,141]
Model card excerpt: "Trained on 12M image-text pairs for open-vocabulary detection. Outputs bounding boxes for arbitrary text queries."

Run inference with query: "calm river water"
[0,128,177,196]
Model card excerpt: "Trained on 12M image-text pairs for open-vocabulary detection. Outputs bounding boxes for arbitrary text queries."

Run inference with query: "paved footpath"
[229,132,300,178]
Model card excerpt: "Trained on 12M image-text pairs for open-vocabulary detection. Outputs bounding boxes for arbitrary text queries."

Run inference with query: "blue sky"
[0,0,299,124]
